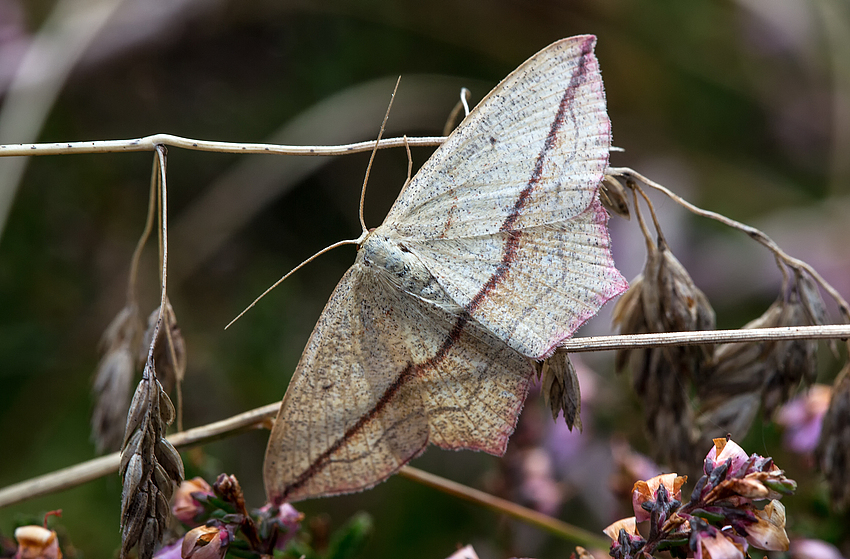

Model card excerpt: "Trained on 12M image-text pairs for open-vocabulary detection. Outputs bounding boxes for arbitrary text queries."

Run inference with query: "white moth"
[264,35,627,503]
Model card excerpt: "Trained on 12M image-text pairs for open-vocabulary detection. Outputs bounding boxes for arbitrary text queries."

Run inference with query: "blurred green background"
[1,1,849,557]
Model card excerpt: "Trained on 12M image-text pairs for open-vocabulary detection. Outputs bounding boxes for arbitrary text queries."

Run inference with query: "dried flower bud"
[632,473,686,522]
[181,526,230,559]
[139,298,186,395]
[540,350,582,431]
[603,516,639,541]
[601,175,630,219]
[816,363,850,509]
[14,525,62,559]
[173,477,214,525]
[92,304,142,453]
[604,517,645,559]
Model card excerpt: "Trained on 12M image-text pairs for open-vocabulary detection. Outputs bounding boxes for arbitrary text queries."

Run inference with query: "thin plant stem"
[398,466,609,548]
[610,166,850,321]
[144,146,169,370]
[0,402,606,548]
[126,158,159,303]
[4,325,850,508]
[0,134,446,157]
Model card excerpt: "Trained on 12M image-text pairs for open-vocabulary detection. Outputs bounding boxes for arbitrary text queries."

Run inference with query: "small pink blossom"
[257,502,303,550]
[790,538,846,559]
[173,477,214,525]
[631,473,686,522]
[706,438,749,477]
[777,385,832,454]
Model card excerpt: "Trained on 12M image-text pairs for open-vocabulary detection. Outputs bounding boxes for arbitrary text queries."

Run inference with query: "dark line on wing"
[278,37,594,502]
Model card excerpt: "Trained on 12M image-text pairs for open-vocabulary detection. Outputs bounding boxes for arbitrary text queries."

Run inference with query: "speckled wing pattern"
[264,35,628,503]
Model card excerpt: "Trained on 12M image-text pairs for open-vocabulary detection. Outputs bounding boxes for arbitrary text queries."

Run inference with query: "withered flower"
[181,525,230,559]
[172,477,214,526]
[816,362,850,509]
[613,240,714,469]
[539,350,582,431]
[606,438,794,559]
[92,304,142,453]
[632,473,686,522]
[14,525,62,559]
[600,175,631,219]
[700,269,830,443]
[139,298,186,395]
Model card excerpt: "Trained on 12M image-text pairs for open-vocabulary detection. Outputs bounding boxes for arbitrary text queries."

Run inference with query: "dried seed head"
[139,299,186,394]
[601,175,631,219]
[700,269,829,443]
[540,350,582,431]
[92,304,142,453]
[120,362,184,559]
[614,243,714,469]
[816,363,850,509]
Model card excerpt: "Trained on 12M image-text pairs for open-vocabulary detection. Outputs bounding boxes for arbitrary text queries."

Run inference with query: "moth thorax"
[359,234,438,298]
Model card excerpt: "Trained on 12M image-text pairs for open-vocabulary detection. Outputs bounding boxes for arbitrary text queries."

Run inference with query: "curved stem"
[609,167,850,321]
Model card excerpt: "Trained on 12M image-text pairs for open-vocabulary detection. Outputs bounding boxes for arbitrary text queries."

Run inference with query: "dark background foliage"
[1,1,849,557]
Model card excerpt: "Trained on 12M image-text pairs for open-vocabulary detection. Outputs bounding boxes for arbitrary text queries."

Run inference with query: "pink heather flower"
[181,525,230,559]
[13,526,62,559]
[173,477,214,525]
[777,385,832,454]
[603,517,639,541]
[257,503,303,550]
[706,438,749,477]
[445,544,480,559]
[631,473,686,522]
[790,538,846,559]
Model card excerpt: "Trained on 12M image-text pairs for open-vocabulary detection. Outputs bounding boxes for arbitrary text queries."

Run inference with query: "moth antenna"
[225,237,362,330]
[358,76,402,235]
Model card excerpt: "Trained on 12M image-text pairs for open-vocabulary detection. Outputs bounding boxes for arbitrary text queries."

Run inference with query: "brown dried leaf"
[601,175,630,219]
[541,351,582,431]
[92,304,142,453]
[139,298,186,394]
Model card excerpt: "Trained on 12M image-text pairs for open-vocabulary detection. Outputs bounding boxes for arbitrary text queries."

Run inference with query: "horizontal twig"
[0,401,607,547]
[3,324,849,510]
[0,403,280,508]
[558,324,850,352]
[0,134,447,157]
[399,466,609,548]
